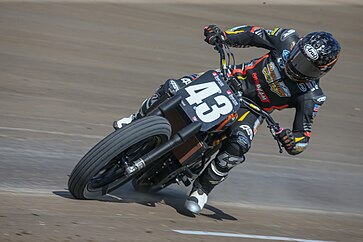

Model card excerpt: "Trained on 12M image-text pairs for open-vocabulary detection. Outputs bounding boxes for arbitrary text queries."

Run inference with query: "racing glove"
[204,25,225,45]
[276,128,296,152]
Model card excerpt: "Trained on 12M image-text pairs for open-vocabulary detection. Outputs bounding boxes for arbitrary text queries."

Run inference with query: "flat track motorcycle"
[68,39,284,199]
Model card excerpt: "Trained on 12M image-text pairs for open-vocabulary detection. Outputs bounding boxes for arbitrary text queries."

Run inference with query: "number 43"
[185,82,233,123]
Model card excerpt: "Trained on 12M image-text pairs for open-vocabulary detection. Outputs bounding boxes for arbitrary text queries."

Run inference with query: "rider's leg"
[185,108,263,214]
[113,78,190,129]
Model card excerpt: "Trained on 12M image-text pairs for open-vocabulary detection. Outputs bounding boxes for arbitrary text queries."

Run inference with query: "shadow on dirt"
[53,183,237,221]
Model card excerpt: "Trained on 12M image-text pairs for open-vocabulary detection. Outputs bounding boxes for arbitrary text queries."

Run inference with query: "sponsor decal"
[252,73,270,103]
[277,57,284,68]
[262,62,291,97]
[212,72,224,87]
[317,96,326,102]
[297,83,307,92]
[280,29,296,41]
[304,44,319,60]
[313,104,320,112]
[236,131,250,145]
[282,49,290,61]
[181,77,192,85]
[226,89,239,105]
[169,80,179,92]
[240,125,253,140]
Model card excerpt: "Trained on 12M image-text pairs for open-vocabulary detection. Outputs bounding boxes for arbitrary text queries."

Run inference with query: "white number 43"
[185,82,233,123]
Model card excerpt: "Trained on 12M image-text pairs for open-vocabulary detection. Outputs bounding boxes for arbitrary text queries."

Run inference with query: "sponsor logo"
[169,80,179,92]
[228,93,239,106]
[317,96,326,102]
[253,73,270,103]
[240,125,253,140]
[282,49,290,61]
[181,77,192,85]
[262,62,291,97]
[304,44,319,60]
[297,83,307,92]
[280,29,296,41]
[226,89,238,105]
[313,104,320,112]
[212,72,224,87]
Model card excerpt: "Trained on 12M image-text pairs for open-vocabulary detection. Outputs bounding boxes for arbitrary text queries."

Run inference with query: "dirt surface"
[1,1,363,242]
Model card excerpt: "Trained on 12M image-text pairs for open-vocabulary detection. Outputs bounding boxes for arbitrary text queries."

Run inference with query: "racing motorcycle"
[68,38,284,200]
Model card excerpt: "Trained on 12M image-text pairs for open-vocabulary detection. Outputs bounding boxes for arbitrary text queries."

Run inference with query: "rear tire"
[68,116,171,199]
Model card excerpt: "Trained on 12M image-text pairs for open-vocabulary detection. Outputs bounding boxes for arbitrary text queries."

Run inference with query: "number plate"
[178,70,240,131]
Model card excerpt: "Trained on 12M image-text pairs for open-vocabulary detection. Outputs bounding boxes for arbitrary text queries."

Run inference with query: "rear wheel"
[68,116,171,199]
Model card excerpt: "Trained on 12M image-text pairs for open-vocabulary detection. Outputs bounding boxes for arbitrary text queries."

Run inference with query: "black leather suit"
[137,26,327,194]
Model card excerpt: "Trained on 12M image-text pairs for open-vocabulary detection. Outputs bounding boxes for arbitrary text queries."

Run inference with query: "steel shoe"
[184,186,208,214]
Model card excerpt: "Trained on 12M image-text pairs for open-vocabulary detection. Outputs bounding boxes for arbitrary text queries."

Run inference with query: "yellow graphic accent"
[238,111,250,122]
[295,137,305,143]
[271,28,280,36]
[249,103,261,111]
[226,30,245,35]
[236,75,247,80]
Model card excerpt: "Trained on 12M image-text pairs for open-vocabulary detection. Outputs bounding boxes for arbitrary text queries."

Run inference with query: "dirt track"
[1,1,363,241]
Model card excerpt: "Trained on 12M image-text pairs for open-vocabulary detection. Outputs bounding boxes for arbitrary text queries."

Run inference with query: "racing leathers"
[116,25,326,203]
[223,25,326,156]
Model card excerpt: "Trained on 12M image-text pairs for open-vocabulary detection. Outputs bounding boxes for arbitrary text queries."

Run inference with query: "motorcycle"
[68,38,284,200]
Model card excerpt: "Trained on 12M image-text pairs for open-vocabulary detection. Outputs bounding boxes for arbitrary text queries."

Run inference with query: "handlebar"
[212,39,283,153]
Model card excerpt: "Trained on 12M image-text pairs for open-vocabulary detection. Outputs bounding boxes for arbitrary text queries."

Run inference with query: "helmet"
[285,31,341,82]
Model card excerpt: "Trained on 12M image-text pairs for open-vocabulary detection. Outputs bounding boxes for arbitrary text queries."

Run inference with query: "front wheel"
[68,116,171,199]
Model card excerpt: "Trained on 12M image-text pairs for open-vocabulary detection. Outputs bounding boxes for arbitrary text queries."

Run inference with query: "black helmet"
[285,31,341,82]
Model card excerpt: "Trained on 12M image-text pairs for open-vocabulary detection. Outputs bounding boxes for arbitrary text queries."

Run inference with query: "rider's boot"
[185,151,242,214]
[185,160,227,214]
[184,180,209,214]
[112,114,137,130]
[112,94,159,130]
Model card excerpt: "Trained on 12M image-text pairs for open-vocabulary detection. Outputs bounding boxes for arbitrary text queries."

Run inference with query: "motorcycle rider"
[113,25,341,214]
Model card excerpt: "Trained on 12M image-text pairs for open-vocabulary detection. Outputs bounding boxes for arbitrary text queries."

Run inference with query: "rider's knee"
[229,130,252,155]
[214,130,251,171]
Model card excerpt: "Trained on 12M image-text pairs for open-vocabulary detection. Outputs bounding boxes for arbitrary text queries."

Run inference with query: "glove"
[204,25,225,45]
[276,128,295,151]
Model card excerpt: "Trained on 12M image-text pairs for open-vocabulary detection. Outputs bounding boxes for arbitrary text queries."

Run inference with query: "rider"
[113,25,341,214]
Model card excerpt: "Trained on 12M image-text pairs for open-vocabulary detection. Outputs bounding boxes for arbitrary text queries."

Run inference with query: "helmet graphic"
[285,31,341,82]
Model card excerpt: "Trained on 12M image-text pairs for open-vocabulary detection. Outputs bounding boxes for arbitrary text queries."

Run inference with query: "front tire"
[68,116,171,199]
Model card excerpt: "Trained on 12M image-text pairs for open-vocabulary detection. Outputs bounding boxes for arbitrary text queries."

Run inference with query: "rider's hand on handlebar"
[276,128,295,151]
[204,25,226,45]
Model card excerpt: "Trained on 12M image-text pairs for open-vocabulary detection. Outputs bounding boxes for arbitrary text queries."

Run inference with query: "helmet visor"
[286,46,325,81]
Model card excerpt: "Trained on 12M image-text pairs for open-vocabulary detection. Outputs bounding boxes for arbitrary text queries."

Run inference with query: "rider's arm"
[224,26,297,51]
[288,85,326,155]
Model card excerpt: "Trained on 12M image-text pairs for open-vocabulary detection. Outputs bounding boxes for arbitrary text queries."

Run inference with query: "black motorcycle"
[68,39,283,200]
